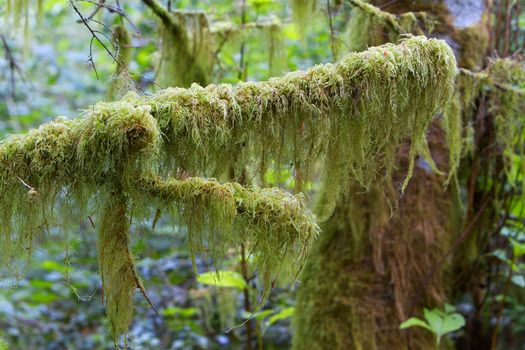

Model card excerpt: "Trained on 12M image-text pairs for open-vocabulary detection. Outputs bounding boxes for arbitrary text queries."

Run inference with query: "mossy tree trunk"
[294,125,458,350]
[293,1,489,349]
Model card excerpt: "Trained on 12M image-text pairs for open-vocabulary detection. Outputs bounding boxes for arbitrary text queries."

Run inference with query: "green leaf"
[512,275,525,288]
[267,307,295,326]
[423,307,465,339]
[440,313,465,334]
[163,306,199,318]
[31,291,58,304]
[510,238,525,258]
[399,317,431,331]
[248,309,274,321]
[424,308,444,334]
[197,271,247,290]
[444,303,455,314]
[40,260,68,274]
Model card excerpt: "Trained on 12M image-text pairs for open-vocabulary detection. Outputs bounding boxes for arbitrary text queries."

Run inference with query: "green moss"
[137,176,319,297]
[211,20,287,79]
[149,36,455,218]
[441,72,482,185]
[97,193,137,339]
[294,155,456,350]
[4,0,43,35]
[456,24,489,70]
[107,26,134,101]
[291,0,316,30]
[0,37,456,337]
[156,11,212,88]
[487,59,525,197]
[347,0,428,52]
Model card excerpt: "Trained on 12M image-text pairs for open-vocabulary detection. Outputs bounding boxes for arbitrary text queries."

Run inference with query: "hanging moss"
[0,37,455,338]
[212,20,287,78]
[154,9,213,88]
[148,36,455,218]
[106,25,134,101]
[441,72,482,185]
[442,59,525,190]
[3,0,44,37]
[291,0,316,30]
[486,59,525,198]
[97,192,138,339]
[137,176,318,290]
[347,0,430,52]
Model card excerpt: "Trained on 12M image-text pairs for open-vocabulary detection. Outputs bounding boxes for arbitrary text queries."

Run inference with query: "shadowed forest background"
[0,1,524,349]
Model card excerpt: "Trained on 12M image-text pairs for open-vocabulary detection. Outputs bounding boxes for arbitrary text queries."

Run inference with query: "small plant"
[0,336,8,350]
[399,304,465,349]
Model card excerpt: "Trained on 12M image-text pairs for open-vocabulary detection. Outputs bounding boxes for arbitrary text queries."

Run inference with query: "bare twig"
[70,0,119,78]
[327,0,337,61]
[77,0,139,32]
[0,33,25,98]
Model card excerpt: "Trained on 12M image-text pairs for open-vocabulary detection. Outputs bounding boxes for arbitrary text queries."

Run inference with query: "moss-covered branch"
[0,36,456,219]
[347,0,432,52]
[0,36,456,338]
[142,0,182,35]
[348,0,403,33]
[138,176,319,289]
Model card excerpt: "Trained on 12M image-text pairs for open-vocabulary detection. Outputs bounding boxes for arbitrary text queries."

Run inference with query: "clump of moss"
[137,176,319,295]
[487,59,525,195]
[97,193,138,339]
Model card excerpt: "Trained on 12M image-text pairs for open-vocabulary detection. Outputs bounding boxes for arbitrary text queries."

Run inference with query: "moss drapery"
[0,37,456,338]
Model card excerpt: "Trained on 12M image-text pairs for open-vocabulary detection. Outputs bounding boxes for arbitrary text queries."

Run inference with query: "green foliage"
[0,336,7,350]
[197,270,247,290]
[400,304,465,348]
[266,306,294,327]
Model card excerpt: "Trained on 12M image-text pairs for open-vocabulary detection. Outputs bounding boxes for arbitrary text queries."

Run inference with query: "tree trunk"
[294,125,458,350]
[293,1,489,349]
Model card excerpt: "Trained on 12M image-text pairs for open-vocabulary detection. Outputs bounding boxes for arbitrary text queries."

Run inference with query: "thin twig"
[70,0,119,78]
[1,33,25,98]
[327,0,337,61]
